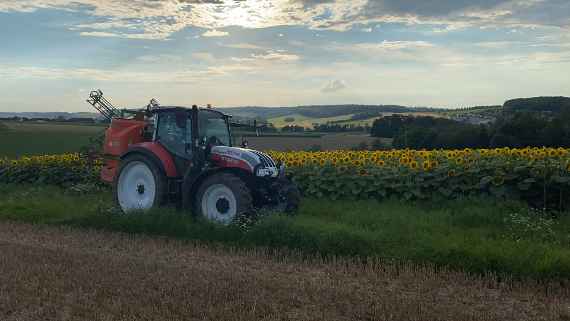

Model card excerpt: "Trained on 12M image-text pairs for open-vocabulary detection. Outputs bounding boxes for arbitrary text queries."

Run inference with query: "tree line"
[371,110,570,149]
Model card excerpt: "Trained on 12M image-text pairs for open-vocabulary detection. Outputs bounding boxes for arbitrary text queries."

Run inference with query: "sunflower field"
[2,147,570,209]
[0,153,100,186]
[269,147,570,209]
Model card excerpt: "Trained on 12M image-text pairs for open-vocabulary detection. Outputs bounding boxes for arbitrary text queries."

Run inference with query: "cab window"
[156,111,192,157]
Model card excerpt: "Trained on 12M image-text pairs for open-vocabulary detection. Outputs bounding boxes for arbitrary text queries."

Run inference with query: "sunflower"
[422,161,431,171]
[358,168,369,176]
[409,161,419,170]
[377,159,386,167]
[548,149,557,158]
[448,169,457,177]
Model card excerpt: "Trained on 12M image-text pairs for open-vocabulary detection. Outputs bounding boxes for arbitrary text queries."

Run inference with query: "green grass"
[268,113,355,128]
[1,184,569,279]
[0,121,104,158]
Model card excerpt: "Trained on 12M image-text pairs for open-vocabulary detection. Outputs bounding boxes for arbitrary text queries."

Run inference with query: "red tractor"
[87,90,300,224]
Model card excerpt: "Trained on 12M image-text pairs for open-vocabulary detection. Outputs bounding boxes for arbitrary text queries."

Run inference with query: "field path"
[0,222,568,321]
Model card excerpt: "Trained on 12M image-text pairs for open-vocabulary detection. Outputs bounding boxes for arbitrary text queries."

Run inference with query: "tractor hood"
[209,146,281,178]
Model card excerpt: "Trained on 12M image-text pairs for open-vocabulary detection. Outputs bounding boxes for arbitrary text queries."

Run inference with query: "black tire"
[114,154,167,213]
[194,172,253,224]
[278,178,302,215]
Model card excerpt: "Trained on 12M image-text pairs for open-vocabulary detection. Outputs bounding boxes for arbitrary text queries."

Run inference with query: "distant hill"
[0,112,100,120]
[5,96,568,126]
[223,104,438,120]
[503,96,570,113]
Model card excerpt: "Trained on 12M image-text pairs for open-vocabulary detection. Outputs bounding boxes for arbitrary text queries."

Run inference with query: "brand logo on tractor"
[221,156,240,165]
[217,149,242,157]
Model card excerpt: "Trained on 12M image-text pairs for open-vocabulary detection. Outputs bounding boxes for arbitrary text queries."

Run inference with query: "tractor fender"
[121,143,179,178]
[182,167,251,211]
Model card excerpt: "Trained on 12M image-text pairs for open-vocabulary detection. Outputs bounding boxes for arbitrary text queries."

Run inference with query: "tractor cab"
[153,106,232,160]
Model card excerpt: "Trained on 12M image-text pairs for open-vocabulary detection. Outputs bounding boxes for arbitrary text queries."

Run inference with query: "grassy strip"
[0,184,569,279]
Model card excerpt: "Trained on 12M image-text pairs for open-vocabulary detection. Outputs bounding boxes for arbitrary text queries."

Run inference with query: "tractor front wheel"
[115,155,167,213]
[194,173,252,225]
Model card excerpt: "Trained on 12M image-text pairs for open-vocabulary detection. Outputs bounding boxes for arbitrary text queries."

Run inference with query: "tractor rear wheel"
[194,173,252,225]
[115,155,167,213]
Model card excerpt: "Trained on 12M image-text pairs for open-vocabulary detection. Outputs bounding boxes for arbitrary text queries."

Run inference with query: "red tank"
[100,118,147,183]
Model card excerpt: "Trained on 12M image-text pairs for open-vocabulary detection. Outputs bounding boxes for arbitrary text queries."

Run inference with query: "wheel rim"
[201,184,237,224]
[117,161,156,212]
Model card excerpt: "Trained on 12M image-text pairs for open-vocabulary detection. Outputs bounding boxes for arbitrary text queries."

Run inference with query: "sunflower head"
[409,161,419,170]
[548,149,557,157]
[399,157,411,165]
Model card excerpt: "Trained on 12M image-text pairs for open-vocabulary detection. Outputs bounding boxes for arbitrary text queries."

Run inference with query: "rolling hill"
[503,96,570,113]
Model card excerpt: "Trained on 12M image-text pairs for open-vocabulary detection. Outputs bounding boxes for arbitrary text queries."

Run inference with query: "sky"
[0,0,569,112]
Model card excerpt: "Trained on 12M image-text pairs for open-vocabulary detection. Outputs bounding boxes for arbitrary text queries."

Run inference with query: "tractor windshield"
[198,110,231,147]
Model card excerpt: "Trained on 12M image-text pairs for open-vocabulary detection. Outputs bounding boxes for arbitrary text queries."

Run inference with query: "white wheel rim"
[201,184,237,225]
[117,161,157,212]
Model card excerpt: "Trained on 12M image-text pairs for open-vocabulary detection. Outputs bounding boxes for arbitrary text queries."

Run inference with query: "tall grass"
[0,184,568,279]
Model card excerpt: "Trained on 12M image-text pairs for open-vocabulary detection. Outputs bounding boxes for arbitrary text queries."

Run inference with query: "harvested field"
[0,121,104,158]
[0,222,568,321]
[242,133,390,151]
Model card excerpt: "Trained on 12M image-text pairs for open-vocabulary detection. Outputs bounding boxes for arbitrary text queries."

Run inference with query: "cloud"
[1,0,568,40]
[202,29,229,37]
[321,79,347,93]
[329,40,439,62]
[0,64,226,82]
[191,52,216,62]
[231,50,300,63]
[376,40,435,50]
[221,43,266,50]
[252,51,300,61]
[137,54,182,63]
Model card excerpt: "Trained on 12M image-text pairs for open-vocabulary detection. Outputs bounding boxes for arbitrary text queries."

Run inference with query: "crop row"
[2,147,570,209]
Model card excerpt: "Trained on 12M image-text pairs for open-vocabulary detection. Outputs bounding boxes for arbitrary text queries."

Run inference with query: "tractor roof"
[152,106,231,118]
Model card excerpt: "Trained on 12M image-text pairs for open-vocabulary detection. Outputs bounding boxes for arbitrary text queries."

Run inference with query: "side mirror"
[175,111,187,128]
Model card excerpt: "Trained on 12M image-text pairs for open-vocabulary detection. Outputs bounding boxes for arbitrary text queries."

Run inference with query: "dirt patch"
[0,222,568,321]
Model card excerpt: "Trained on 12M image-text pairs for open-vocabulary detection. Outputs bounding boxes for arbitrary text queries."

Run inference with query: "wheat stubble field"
[0,222,568,321]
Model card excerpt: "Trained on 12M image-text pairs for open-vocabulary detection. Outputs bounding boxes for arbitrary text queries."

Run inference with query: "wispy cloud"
[0,65,224,82]
[376,40,435,50]
[202,29,229,37]
[221,43,266,50]
[191,52,216,62]
[321,79,347,93]
[231,50,300,63]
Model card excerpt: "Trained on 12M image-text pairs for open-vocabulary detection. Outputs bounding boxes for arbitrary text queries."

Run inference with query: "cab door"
[155,110,193,160]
